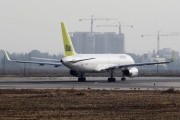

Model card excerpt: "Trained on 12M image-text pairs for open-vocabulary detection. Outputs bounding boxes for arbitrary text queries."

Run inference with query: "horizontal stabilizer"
[69,58,95,63]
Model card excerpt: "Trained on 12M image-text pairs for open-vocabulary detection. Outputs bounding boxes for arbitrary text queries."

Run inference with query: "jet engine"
[123,67,138,78]
[70,70,80,77]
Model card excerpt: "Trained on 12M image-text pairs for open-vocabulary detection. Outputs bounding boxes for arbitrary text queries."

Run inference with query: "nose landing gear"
[121,77,126,81]
[121,71,126,81]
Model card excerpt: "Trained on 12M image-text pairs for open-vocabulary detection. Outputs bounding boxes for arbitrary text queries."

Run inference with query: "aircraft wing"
[106,61,171,70]
[32,57,96,63]
[105,51,174,70]
[4,51,62,67]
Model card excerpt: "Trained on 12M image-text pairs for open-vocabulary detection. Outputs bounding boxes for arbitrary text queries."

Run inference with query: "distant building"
[158,48,179,59]
[70,32,92,54]
[70,32,124,54]
[150,57,166,62]
[141,53,167,70]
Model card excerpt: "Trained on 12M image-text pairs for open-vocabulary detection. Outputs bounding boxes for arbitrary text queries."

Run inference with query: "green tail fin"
[61,22,76,56]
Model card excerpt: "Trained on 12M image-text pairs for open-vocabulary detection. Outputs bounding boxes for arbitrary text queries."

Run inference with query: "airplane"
[4,22,174,82]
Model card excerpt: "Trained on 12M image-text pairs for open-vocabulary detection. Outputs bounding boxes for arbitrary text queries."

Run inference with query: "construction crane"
[79,15,118,36]
[96,22,133,53]
[142,31,179,54]
[79,15,118,53]
[97,22,133,35]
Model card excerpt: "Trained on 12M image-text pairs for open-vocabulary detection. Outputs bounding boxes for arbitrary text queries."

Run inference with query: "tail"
[61,22,76,56]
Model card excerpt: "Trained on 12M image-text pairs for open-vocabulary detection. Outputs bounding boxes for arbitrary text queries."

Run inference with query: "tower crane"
[96,22,133,53]
[79,15,118,53]
[79,15,118,36]
[97,22,133,35]
[142,31,179,54]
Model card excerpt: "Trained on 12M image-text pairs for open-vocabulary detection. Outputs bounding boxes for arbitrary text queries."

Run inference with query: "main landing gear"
[78,72,86,82]
[107,69,126,82]
[107,69,116,82]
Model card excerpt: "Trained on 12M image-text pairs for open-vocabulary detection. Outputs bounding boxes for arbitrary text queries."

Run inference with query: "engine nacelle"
[123,67,138,78]
[70,70,80,77]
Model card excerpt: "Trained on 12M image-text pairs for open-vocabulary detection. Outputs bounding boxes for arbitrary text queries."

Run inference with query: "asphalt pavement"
[0,77,179,90]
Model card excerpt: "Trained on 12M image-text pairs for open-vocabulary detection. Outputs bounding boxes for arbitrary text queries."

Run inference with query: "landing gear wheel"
[107,69,116,82]
[121,78,126,81]
[108,78,116,82]
[78,77,86,82]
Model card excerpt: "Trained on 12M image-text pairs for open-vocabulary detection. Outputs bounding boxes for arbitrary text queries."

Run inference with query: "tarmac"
[0,77,180,90]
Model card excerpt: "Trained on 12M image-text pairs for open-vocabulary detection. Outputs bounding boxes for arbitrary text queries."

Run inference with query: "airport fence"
[0,69,69,77]
[0,69,180,77]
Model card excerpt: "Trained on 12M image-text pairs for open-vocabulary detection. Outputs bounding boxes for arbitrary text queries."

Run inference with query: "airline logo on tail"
[61,22,76,57]
[65,45,72,51]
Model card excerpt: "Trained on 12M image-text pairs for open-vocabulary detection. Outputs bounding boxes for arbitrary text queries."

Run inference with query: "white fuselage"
[61,54,135,72]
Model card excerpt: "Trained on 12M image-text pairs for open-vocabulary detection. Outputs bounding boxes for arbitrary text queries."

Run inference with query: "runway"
[0,77,180,90]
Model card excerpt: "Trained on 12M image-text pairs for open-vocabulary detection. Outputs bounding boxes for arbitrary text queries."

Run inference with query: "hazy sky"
[0,0,180,55]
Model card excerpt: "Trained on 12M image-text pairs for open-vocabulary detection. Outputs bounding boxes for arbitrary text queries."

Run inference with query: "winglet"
[171,50,174,62]
[4,50,11,61]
